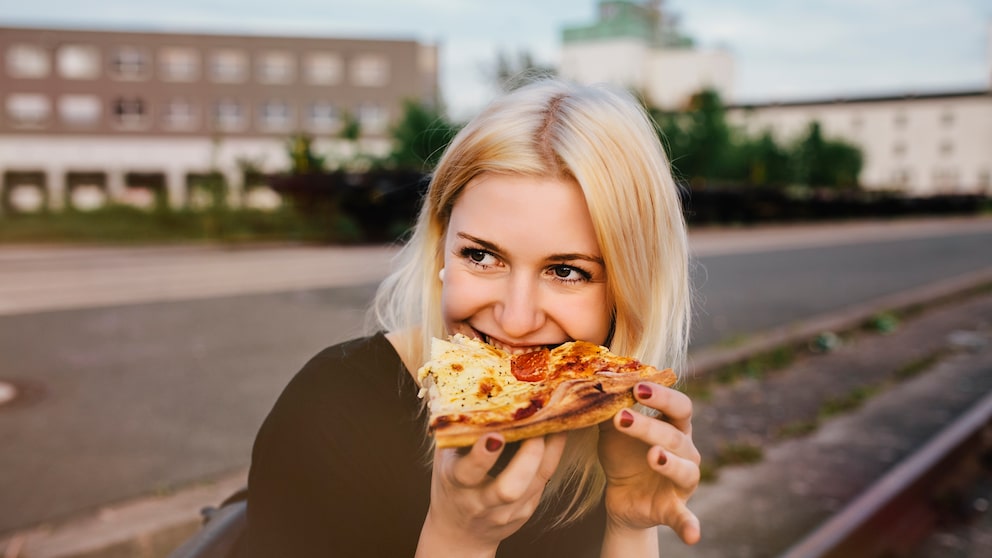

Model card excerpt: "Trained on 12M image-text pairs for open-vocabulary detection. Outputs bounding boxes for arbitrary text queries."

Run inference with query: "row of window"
[4,93,388,134]
[5,43,391,87]
[889,167,991,189]
[892,140,956,157]
[837,110,957,132]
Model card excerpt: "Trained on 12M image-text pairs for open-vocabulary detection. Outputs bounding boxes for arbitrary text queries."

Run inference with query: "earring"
[438,268,446,282]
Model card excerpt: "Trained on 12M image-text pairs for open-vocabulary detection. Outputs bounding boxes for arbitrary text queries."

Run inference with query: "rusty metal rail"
[780,389,992,558]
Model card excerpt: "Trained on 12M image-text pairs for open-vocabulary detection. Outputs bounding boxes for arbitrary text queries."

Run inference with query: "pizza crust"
[432,368,675,448]
[419,335,677,448]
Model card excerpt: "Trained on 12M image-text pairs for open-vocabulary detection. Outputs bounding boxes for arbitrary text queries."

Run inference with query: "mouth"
[469,327,564,355]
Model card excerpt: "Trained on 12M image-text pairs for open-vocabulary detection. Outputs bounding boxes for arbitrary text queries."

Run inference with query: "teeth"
[488,338,546,355]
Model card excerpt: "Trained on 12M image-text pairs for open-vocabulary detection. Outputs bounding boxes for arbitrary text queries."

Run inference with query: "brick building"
[0,26,439,213]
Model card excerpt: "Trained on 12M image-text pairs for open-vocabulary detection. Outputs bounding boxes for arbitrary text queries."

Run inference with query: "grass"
[0,204,364,245]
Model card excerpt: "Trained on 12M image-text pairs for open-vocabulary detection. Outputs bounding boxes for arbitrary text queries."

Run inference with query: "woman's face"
[441,173,611,353]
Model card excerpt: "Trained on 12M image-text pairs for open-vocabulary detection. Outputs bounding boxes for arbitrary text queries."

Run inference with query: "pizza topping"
[510,349,549,382]
[418,333,677,448]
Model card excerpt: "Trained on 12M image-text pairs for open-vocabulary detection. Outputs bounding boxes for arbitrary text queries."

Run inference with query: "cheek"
[440,272,487,324]
[552,292,612,343]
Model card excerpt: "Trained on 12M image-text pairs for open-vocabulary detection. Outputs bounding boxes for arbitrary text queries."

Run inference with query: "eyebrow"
[457,232,605,266]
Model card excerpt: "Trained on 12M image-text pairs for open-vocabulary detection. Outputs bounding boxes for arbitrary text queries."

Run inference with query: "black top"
[243,333,606,557]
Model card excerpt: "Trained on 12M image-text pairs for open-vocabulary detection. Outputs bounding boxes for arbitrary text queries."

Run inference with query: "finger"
[648,446,701,491]
[534,432,568,483]
[615,409,700,464]
[634,383,694,434]
[670,503,701,546]
[491,435,564,503]
[446,434,506,487]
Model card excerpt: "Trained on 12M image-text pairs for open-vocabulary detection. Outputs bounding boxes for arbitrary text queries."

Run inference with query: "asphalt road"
[1,217,992,535]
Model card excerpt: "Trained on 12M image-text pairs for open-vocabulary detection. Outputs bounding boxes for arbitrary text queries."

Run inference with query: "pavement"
[1,216,992,557]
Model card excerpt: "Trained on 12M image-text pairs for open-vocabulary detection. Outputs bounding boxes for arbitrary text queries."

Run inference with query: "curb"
[0,472,246,558]
[4,267,992,558]
[687,266,992,378]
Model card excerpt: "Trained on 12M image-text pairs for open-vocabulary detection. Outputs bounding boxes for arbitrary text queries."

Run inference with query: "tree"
[385,100,460,171]
[791,122,863,188]
[491,49,557,92]
[653,89,735,185]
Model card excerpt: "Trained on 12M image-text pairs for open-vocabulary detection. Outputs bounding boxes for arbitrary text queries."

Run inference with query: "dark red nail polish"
[485,437,503,452]
[656,451,668,466]
[636,384,652,400]
[619,409,634,428]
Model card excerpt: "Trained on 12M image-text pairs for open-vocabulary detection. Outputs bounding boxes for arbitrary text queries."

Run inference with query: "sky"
[2,0,990,120]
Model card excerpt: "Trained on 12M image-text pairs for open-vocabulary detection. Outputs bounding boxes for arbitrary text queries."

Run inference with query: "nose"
[495,272,545,339]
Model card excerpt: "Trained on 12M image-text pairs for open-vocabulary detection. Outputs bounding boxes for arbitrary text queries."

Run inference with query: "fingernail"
[636,384,652,400]
[619,409,634,428]
[656,450,668,467]
[485,437,503,452]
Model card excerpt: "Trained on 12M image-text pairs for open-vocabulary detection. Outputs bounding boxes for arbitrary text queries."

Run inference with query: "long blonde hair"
[370,79,691,525]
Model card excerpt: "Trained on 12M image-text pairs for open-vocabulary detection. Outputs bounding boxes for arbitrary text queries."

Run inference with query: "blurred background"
[1,1,992,557]
[0,0,990,239]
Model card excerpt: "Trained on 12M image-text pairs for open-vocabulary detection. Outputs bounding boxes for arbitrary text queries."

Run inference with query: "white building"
[726,91,992,196]
[0,26,439,214]
[559,0,734,111]
[559,1,992,196]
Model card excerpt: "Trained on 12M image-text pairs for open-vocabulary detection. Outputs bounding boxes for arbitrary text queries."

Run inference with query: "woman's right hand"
[416,432,567,557]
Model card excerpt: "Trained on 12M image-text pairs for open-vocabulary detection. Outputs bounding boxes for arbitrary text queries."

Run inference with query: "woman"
[244,79,700,557]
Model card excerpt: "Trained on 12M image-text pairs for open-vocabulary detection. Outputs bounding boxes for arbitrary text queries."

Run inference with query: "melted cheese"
[418,334,545,416]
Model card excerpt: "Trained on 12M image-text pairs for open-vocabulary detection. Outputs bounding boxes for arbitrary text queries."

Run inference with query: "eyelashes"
[457,247,593,285]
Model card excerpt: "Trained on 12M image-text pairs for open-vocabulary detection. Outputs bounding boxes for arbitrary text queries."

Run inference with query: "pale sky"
[3,0,990,120]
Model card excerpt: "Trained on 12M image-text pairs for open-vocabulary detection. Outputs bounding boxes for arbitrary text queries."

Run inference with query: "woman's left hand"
[598,381,701,545]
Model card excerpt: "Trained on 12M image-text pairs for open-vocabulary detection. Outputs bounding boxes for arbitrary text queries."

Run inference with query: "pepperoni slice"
[511,349,549,382]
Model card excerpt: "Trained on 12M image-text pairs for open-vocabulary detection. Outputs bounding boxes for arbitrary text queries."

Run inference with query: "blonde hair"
[370,79,691,526]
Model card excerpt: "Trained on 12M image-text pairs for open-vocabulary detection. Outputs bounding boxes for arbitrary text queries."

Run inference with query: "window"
[257,51,295,84]
[977,169,991,190]
[893,111,907,128]
[892,142,906,157]
[160,47,200,82]
[933,168,959,190]
[351,54,389,87]
[939,141,954,156]
[163,98,198,130]
[891,169,912,187]
[58,94,101,126]
[57,45,100,79]
[5,93,51,126]
[213,99,245,131]
[850,114,863,131]
[940,110,955,127]
[112,97,148,128]
[304,52,342,85]
[111,47,150,80]
[210,49,248,83]
[308,101,340,132]
[357,102,388,133]
[6,44,50,78]
[259,99,293,131]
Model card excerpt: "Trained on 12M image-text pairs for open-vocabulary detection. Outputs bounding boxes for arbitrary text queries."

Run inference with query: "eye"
[460,247,498,268]
[548,264,591,283]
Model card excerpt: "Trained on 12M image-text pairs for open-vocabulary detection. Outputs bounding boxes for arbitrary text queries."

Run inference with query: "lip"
[468,326,564,355]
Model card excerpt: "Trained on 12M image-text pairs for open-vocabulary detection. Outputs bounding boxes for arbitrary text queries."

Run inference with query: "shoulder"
[283,332,404,400]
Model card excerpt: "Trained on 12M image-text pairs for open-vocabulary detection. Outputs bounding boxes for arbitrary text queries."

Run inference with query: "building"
[726,90,992,196]
[559,1,992,196]
[559,0,734,111]
[0,26,439,214]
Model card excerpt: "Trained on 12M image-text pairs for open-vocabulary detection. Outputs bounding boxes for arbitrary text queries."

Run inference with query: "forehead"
[447,173,601,256]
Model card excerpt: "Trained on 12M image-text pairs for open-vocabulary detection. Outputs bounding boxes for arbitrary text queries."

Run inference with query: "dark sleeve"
[242,335,431,557]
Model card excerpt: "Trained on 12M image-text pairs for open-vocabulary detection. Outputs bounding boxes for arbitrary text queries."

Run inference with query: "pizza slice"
[417,333,676,448]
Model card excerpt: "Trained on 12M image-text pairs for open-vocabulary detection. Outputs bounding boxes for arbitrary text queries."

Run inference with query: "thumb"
[671,505,701,545]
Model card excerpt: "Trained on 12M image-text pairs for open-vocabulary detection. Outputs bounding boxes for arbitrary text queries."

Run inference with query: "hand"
[598,382,701,546]
[417,432,567,557]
